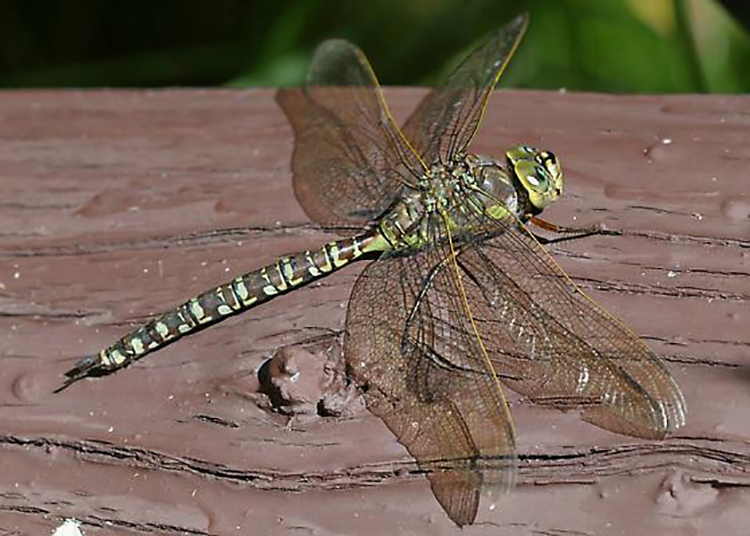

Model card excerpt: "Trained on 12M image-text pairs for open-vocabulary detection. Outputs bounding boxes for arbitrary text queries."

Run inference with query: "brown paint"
[0,89,748,534]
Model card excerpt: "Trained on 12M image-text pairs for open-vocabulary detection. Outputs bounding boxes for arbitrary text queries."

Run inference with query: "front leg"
[528,215,620,245]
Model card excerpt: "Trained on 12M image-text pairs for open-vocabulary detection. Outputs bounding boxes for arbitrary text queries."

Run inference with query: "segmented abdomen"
[60,231,379,389]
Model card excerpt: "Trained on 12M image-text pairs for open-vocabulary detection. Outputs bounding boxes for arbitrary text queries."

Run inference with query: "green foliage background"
[0,0,747,92]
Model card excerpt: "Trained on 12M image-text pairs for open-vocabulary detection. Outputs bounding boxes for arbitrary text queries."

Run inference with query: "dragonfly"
[59,14,686,526]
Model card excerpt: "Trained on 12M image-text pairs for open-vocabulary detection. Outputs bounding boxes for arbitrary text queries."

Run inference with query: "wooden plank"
[0,89,748,535]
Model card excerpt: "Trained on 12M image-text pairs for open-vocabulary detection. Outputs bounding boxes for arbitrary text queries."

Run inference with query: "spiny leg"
[528,216,620,246]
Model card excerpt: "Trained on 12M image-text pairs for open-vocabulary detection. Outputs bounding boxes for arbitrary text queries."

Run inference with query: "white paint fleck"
[667,270,678,278]
[53,518,83,536]
[576,365,590,394]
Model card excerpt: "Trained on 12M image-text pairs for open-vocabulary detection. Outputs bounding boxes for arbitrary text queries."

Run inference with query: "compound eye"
[525,165,550,191]
[539,151,560,175]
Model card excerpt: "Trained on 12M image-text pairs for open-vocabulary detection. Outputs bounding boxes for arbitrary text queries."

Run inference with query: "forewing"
[452,218,686,439]
[401,13,528,165]
[346,244,516,526]
[276,39,425,226]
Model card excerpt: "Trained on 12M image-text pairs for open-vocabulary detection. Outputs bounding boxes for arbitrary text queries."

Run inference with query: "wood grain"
[1,89,748,535]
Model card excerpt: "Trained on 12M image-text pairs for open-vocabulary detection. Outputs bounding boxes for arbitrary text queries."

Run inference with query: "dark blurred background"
[0,0,747,92]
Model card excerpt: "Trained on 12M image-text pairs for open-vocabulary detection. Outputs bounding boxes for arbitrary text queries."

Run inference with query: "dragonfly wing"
[401,13,528,165]
[276,39,425,226]
[452,217,686,439]
[346,243,516,526]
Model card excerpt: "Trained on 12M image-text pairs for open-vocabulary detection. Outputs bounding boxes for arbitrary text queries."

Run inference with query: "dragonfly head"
[507,145,563,214]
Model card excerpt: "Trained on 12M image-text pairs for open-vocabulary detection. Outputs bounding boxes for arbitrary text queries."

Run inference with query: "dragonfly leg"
[528,216,620,245]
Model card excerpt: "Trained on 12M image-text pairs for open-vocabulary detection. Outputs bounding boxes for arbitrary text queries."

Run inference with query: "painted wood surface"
[1,89,748,535]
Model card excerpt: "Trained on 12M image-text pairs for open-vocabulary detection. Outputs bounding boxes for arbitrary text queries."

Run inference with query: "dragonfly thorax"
[375,147,563,254]
[376,154,522,253]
